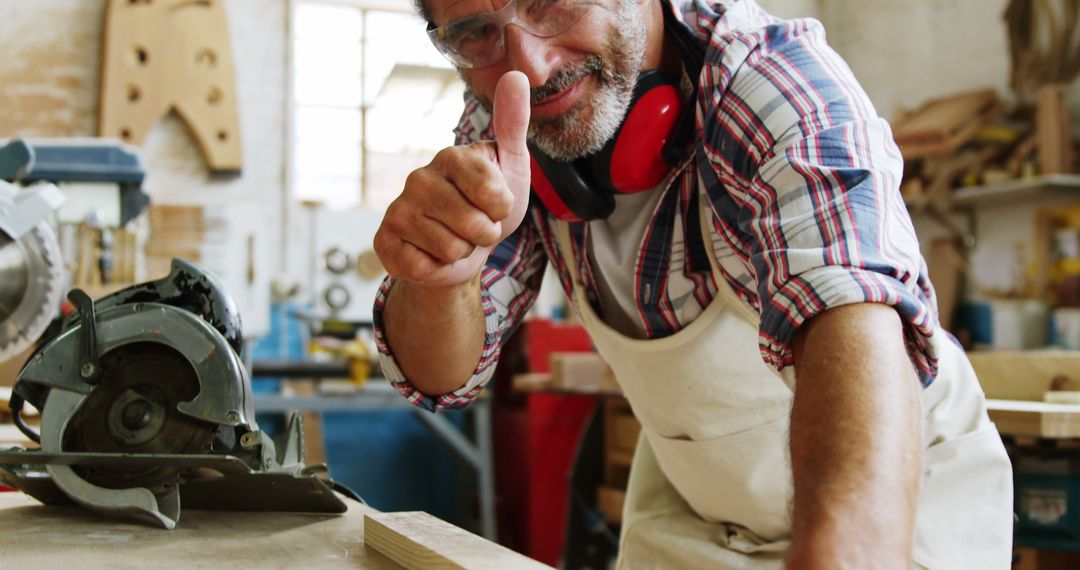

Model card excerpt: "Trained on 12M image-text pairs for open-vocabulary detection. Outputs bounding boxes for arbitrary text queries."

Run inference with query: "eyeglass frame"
[426,0,600,69]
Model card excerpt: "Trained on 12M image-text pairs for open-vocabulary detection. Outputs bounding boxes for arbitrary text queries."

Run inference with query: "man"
[372,0,1013,567]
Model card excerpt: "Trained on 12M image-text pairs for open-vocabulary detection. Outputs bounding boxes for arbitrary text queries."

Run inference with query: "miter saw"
[0,259,348,529]
[0,179,65,364]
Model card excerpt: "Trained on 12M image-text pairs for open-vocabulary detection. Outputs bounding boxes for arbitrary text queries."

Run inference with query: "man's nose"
[503,24,562,89]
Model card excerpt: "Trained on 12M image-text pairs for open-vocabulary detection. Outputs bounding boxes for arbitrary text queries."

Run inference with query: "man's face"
[430,0,648,161]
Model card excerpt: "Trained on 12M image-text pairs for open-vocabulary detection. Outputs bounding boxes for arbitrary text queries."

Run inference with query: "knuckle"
[433,146,467,169]
[433,238,467,264]
[472,178,510,213]
[398,255,433,283]
[461,214,499,246]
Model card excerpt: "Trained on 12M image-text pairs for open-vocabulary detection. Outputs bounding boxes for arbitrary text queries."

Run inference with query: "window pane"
[294,141,362,179]
[294,39,363,106]
[296,107,362,145]
[295,3,363,41]
[291,3,467,213]
[295,175,362,210]
[364,11,453,106]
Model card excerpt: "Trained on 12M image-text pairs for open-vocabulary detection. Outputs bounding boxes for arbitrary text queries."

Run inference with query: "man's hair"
[413,0,433,24]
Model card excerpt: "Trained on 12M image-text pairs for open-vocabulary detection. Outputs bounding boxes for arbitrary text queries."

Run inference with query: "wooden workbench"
[0,492,400,569]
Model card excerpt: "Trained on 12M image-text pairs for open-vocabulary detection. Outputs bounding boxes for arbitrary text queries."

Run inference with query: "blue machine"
[0,138,149,226]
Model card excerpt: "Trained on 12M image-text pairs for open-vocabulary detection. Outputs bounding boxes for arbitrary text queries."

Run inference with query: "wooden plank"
[893,89,1002,159]
[364,511,551,570]
[549,352,618,392]
[969,350,1080,401]
[603,398,638,486]
[0,493,398,569]
[511,372,553,392]
[927,238,964,330]
[893,89,998,143]
[986,399,1080,438]
[596,486,625,525]
[1037,83,1074,175]
[610,415,641,454]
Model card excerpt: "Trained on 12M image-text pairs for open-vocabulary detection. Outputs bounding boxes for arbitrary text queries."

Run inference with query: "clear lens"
[428,0,592,68]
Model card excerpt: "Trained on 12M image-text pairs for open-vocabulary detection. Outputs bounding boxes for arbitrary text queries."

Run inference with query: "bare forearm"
[383,276,486,397]
[788,304,922,569]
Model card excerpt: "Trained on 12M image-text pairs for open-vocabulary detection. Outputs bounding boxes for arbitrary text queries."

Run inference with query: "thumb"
[493,71,531,206]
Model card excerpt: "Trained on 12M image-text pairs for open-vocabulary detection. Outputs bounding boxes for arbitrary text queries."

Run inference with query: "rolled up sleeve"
[700,19,940,386]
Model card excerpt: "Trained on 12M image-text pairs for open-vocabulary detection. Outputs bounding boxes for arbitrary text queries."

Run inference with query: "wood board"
[99,0,243,173]
[364,511,551,570]
[969,350,1080,401]
[986,399,1080,438]
[1037,83,1074,175]
[0,492,398,569]
[893,89,1002,159]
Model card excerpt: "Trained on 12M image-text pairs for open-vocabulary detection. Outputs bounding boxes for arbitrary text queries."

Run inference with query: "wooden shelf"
[950,174,1080,207]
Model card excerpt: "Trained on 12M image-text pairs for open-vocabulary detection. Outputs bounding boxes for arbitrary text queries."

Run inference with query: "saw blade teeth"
[0,222,65,362]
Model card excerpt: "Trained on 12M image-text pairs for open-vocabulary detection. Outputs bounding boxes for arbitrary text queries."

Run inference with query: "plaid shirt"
[374,0,939,412]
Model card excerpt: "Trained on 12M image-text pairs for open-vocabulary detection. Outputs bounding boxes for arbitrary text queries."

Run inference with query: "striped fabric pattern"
[373,0,940,412]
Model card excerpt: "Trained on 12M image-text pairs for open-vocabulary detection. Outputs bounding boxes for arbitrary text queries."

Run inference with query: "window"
[291,0,465,211]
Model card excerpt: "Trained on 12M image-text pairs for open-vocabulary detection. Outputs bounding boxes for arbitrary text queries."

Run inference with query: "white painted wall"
[757,0,822,19]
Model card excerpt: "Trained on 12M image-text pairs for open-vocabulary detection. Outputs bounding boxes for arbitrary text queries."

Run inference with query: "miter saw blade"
[63,342,217,491]
[0,222,64,363]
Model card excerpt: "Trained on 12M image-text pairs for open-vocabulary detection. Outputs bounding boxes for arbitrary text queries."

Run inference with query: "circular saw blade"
[0,233,29,321]
[0,222,64,363]
[65,342,217,491]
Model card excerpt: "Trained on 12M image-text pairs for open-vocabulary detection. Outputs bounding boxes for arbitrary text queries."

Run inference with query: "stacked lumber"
[894,88,1077,210]
[893,89,1004,160]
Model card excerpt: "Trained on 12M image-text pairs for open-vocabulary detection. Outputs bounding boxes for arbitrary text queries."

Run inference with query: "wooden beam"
[969,350,1080,401]
[364,512,551,570]
[987,399,1080,438]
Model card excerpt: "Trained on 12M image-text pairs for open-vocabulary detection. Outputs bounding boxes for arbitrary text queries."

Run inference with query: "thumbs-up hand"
[374,72,532,288]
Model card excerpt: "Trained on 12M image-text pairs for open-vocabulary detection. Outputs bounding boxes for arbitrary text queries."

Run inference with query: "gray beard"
[530,10,647,161]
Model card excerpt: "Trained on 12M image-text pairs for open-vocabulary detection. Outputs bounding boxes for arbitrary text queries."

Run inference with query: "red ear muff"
[530,146,616,222]
[529,154,577,221]
[607,82,683,192]
[528,71,689,221]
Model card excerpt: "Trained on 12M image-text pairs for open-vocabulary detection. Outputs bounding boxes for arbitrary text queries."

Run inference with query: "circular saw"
[0,259,347,529]
[0,180,65,363]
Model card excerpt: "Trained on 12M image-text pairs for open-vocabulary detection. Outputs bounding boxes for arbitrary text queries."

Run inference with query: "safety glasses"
[427,0,599,69]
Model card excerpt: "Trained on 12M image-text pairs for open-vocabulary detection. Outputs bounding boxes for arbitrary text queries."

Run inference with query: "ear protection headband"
[528,0,706,222]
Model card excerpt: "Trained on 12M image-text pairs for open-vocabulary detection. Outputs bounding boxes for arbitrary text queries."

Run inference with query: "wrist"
[389,273,483,315]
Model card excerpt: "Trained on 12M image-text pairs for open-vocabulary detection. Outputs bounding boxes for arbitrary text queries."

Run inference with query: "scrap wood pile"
[894,88,1021,210]
[896,0,1080,211]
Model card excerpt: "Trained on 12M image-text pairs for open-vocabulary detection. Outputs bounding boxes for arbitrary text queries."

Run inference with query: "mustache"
[530,55,604,103]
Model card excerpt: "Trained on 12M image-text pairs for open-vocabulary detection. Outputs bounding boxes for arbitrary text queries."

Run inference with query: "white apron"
[553,192,1013,569]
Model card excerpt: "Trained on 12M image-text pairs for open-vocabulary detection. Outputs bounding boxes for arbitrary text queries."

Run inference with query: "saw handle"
[67,289,103,385]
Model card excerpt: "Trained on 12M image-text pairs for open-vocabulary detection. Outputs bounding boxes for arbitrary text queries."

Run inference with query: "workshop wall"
[0,0,287,337]
[823,0,1080,303]
[757,0,821,19]
[823,0,1080,154]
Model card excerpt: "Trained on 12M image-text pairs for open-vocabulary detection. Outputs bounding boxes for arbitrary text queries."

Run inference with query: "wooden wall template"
[99,0,243,173]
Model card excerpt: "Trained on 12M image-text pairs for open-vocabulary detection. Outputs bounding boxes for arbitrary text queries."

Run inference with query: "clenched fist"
[374,71,532,288]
